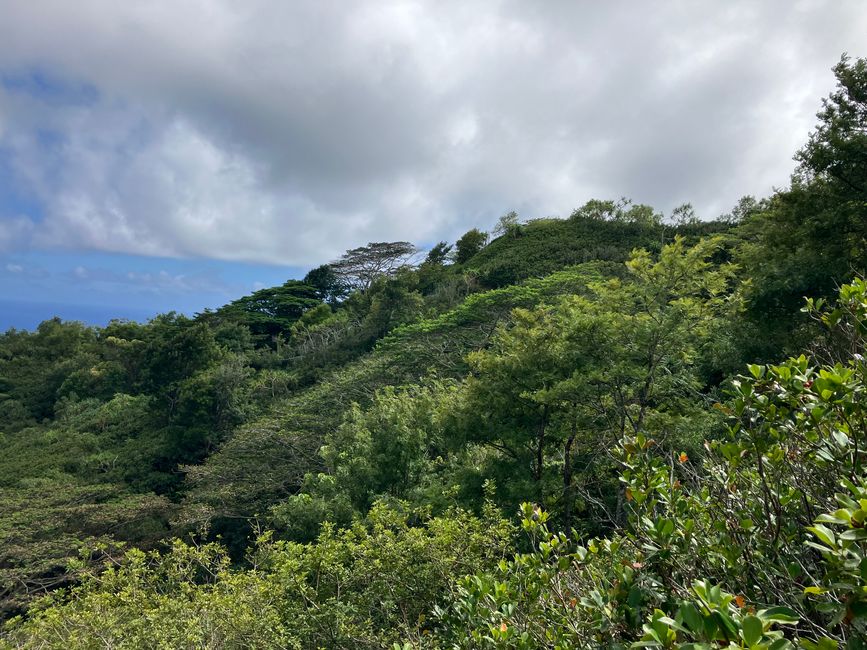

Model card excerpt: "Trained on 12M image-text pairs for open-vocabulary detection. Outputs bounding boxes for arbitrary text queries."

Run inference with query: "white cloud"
[0,215,36,252]
[0,0,865,264]
[63,263,238,299]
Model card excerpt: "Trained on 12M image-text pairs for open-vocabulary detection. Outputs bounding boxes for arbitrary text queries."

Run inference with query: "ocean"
[0,299,159,332]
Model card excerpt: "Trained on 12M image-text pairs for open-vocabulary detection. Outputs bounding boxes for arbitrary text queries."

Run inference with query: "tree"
[666,202,699,226]
[330,241,418,292]
[738,56,867,335]
[303,264,349,304]
[719,195,763,224]
[424,241,453,266]
[318,381,458,512]
[493,211,521,238]
[215,280,321,341]
[3,503,513,649]
[417,242,454,296]
[796,54,867,199]
[454,228,488,264]
[569,198,623,221]
[570,198,661,226]
[462,237,734,527]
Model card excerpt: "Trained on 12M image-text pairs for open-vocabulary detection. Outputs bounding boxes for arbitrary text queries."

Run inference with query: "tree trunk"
[562,417,577,531]
[534,406,549,488]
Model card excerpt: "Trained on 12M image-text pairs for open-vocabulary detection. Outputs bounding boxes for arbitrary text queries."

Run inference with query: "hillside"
[1,56,867,648]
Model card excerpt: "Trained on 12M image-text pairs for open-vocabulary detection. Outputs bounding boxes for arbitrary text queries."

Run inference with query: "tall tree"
[462,237,733,527]
[738,55,867,338]
[330,242,418,292]
[424,241,453,266]
[796,54,867,199]
[215,281,321,341]
[493,211,521,238]
[303,264,349,304]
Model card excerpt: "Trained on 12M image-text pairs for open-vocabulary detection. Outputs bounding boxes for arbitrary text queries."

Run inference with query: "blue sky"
[1,1,865,330]
[0,249,306,329]
[0,72,306,329]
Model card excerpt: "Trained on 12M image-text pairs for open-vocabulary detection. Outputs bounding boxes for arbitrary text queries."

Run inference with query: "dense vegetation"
[1,56,866,647]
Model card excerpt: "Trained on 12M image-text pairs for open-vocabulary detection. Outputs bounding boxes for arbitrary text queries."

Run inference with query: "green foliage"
[331,241,419,292]
[454,228,489,264]
[434,279,867,647]
[0,478,170,619]
[459,237,734,526]
[319,381,461,512]
[493,211,522,238]
[737,55,867,350]
[425,241,454,266]
[304,263,349,304]
[207,280,322,343]
[464,207,730,289]
[0,318,98,421]
[797,55,867,200]
[570,197,663,226]
[180,262,613,542]
[3,60,867,647]
[2,503,513,649]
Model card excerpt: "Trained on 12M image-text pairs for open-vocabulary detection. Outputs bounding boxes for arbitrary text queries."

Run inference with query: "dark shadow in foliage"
[204,281,321,345]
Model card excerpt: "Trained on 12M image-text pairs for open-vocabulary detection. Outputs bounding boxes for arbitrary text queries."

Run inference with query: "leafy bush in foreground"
[1,503,512,649]
[433,280,867,648]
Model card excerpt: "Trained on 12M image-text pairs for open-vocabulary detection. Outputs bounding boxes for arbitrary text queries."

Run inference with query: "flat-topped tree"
[330,241,418,292]
[216,280,321,341]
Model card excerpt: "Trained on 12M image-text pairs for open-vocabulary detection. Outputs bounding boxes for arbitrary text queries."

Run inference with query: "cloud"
[64,263,237,297]
[0,215,36,252]
[0,0,865,265]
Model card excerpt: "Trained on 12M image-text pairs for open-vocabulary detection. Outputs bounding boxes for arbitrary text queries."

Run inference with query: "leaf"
[768,640,794,650]
[759,606,799,624]
[815,510,850,525]
[741,614,763,646]
[839,528,867,541]
[679,602,704,632]
[748,364,764,379]
[713,610,738,641]
[806,524,836,547]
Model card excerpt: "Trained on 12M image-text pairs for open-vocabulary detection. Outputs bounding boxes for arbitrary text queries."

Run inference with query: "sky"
[1,0,866,329]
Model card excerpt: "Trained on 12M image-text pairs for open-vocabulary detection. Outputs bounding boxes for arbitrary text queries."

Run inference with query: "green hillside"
[2,56,867,648]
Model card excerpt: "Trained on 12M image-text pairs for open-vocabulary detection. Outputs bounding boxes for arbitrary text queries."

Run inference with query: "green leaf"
[741,614,763,646]
[806,524,836,547]
[759,606,799,624]
[839,528,867,541]
[815,510,850,525]
[679,601,704,632]
[768,640,794,650]
[748,364,764,379]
